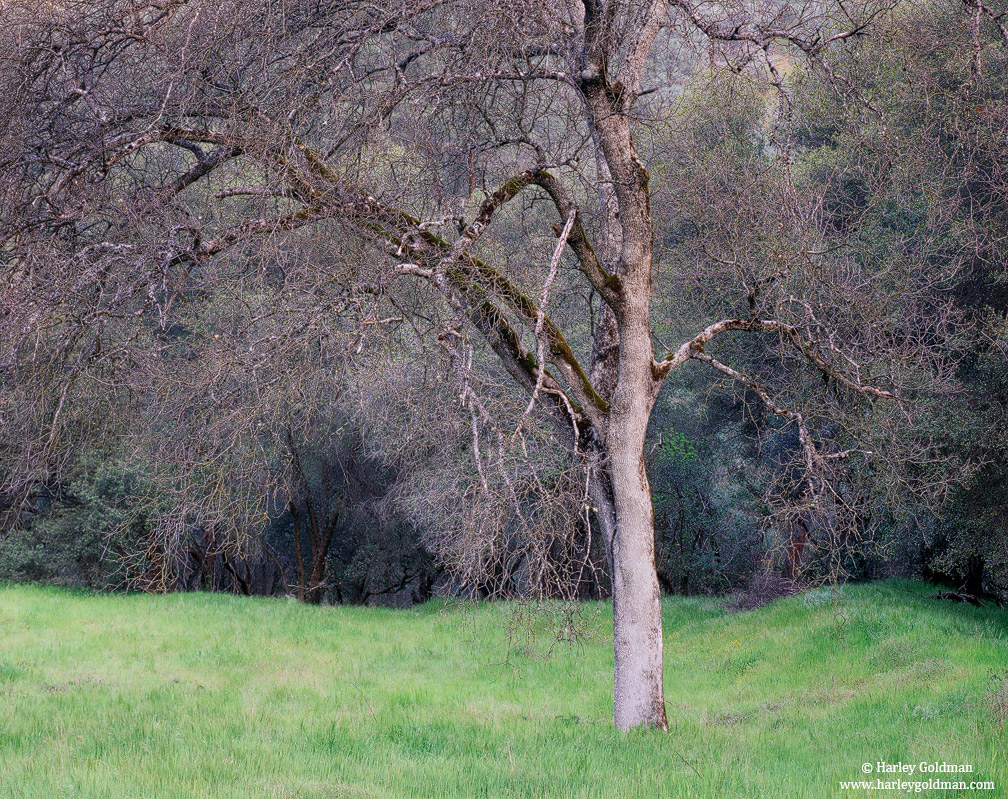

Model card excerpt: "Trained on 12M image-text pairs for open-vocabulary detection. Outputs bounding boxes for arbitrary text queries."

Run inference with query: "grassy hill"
[0,580,1005,798]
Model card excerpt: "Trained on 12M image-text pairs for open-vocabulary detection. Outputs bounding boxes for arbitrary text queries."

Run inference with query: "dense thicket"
[1,0,1003,608]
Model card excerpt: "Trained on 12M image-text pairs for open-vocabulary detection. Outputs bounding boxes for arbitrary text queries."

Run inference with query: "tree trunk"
[607,445,668,728]
[307,553,327,604]
[290,502,307,602]
[591,430,667,731]
[603,308,668,731]
[964,555,985,596]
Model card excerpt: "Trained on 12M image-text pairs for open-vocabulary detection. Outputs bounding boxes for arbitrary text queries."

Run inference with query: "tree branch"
[655,316,899,404]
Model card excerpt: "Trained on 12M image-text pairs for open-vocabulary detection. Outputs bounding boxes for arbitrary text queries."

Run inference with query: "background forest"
[0,0,1005,613]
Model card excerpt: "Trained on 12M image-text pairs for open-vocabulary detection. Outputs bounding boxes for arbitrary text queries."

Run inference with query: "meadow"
[0,580,1005,798]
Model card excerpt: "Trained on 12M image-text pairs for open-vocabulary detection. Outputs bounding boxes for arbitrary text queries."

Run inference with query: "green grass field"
[0,580,1005,798]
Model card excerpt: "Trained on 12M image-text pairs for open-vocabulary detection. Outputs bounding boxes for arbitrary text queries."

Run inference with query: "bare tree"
[0,0,985,729]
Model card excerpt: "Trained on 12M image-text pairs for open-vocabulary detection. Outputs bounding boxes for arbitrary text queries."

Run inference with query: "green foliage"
[787,0,1008,593]
[0,454,152,589]
[0,580,1005,797]
[648,388,763,596]
[654,426,702,465]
